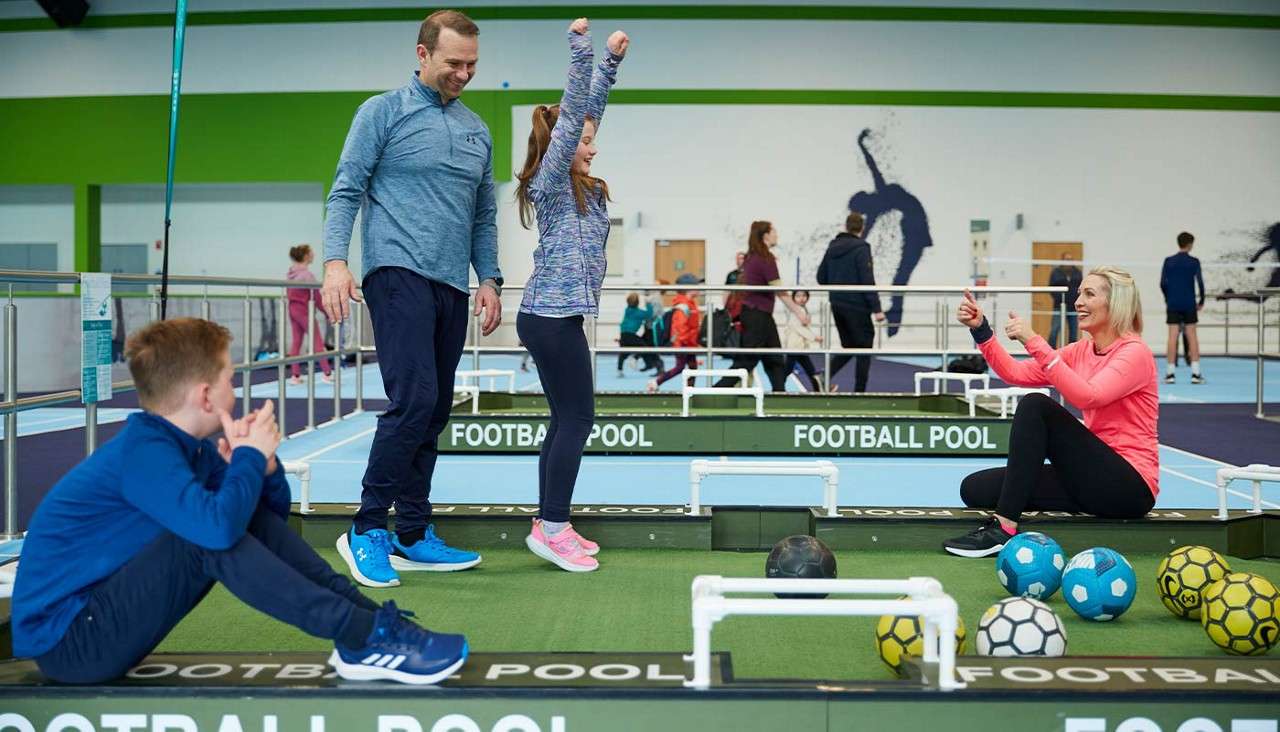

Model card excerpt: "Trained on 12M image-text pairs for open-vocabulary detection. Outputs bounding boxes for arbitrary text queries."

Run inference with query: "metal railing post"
[333,318,343,421]
[354,302,364,414]
[277,294,288,436]
[705,292,715,385]
[1258,296,1266,419]
[3,294,19,540]
[84,402,97,456]
[1059,301,1067,349]
[241,293,252,416]
[1223,298,1230,356]
[306,297,316,430]
[822,295,832,390]
[200,284,211,321]
[471,299,481,372]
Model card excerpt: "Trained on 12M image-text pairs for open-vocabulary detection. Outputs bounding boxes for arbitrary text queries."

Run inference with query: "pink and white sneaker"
[526,519,599,572]
[560,523,599,556]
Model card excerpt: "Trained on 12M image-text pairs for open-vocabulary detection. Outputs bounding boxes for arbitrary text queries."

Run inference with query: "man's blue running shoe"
[336,527,400,588]
[390,524,482,572]
[329,601,468,685]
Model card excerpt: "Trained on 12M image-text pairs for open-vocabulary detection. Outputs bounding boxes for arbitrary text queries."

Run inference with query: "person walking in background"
[647,278,701,392]
[1047,253,1083,348]
[618,292,662,375]
[286,245,334,386]
[1160,232,1206,384]
[817,212,884,393]
[782,289,824,392]
[714,221,810,392]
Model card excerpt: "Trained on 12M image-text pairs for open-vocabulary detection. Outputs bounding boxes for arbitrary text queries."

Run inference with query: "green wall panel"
[2,89,1276,190]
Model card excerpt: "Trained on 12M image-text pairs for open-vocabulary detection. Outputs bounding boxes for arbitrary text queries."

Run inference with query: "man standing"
[321,9,503,588]
[1160,232,1206,384]
[817,212,885,392]
[1047,253,1082,348]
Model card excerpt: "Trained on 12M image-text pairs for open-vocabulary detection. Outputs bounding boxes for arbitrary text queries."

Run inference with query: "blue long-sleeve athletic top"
[519,31,622,317]
[323,72,502,293]
[11,412,288,658]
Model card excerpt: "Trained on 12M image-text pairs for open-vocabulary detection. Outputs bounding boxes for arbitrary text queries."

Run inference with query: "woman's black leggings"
[960,393,1155,522]
[517,312,595,523]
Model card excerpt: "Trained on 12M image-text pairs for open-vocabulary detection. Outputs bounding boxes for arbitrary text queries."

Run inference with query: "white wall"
[0,186,75,275]
[504,103,1280,350]
[99,183,337,289]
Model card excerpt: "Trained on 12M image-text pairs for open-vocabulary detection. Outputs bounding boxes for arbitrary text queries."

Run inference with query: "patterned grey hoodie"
[519,31,622,317]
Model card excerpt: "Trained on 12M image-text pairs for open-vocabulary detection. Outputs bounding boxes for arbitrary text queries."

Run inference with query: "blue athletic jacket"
[11,413,287,658]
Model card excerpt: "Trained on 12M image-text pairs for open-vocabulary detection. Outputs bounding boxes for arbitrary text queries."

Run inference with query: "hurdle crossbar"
[689,459,840,517]
[914,371,990,396]
[966,387,1050,417]
[683,575,964,691]
[457,368,516,394]
[1215,463,1280,520]
[680,368,764,417]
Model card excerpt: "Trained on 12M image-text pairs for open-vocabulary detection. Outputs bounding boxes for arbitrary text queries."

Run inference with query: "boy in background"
[1160,232,1206,384]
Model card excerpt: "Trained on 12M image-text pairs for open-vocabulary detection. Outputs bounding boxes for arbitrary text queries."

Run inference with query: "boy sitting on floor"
[11,317,466,685]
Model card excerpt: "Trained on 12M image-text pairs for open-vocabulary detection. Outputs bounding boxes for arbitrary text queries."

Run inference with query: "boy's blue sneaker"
[336,527,401,588]
[390,524,482,572]
[329,601,468,685]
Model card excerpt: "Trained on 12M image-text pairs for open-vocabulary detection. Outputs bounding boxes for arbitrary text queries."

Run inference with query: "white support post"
[453,384,481,414]
[680,368,764,417]
[282,460,313,514]
[688,459,840,516]
[682,575,964,691]
[1214,464,1280,519]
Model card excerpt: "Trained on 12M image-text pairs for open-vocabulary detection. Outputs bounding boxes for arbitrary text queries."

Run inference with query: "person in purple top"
[513,17,628,572]
[715,220,810,392]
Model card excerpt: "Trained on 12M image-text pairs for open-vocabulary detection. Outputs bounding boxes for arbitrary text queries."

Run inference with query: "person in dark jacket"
[817,212,885,392]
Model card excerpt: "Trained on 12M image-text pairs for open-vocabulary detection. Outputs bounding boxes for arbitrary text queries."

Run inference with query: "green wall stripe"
[2,5,1277,32]
[2,89,1276,189]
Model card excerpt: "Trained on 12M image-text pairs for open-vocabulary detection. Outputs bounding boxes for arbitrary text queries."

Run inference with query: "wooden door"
[1031,241,1083,339]
[654,240,706,305]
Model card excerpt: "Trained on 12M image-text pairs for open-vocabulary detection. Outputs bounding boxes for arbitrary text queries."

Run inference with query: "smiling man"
[321,9,503,588]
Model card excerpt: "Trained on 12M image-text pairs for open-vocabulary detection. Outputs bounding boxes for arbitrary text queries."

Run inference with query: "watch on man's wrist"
[481,278,501,297]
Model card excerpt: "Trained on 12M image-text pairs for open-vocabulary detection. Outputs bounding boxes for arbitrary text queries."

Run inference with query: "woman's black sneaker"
[942,516,1011,557]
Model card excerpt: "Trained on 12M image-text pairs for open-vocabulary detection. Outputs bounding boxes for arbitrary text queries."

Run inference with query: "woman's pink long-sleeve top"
[976,324,1160,497]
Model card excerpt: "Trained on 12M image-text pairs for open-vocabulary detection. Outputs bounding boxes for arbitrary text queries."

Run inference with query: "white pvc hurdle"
[1215,464,1280,520]
[680,368,764,417]
[453,384,481,414]
[966,387,1050,417]
[914,371,990,396]
[689,459,839,517]
[282,460,313,514]
[683,575,964,691]
[456,368,516,394]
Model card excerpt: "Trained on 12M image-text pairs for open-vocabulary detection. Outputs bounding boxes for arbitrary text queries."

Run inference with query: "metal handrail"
[1,269,368,540]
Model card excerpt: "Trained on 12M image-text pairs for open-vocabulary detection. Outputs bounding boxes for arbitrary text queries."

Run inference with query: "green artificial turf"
[157,548,1279,681]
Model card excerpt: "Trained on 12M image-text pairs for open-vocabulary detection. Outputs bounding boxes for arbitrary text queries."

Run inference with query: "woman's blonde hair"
[1088,265,1143,335]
